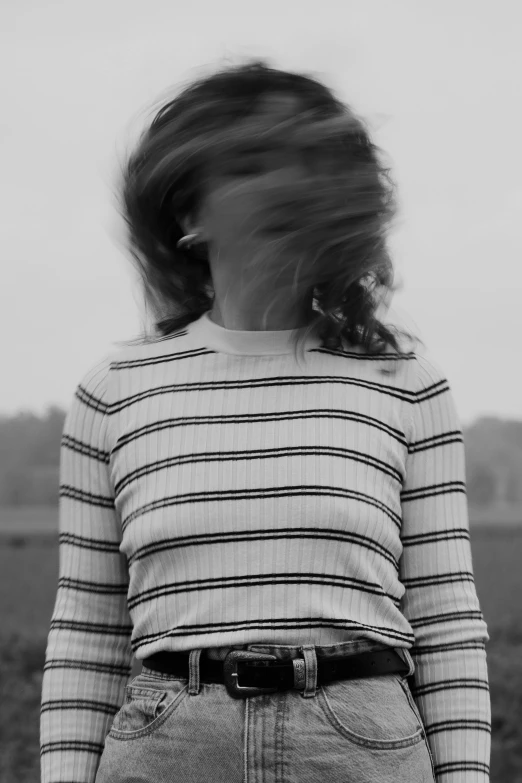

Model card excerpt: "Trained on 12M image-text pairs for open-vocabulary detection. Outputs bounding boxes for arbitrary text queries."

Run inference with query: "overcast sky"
[3,0,521,426]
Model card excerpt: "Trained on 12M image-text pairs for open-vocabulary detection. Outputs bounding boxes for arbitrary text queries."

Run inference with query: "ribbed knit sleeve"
[399,354,491,782]
[40,355,133,783]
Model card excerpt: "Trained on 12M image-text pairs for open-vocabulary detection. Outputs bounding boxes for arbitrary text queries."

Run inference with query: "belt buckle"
[223,650,279,699]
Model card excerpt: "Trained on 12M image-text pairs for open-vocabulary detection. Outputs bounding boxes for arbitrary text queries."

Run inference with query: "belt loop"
[397,647,415,678]
[188,649,202,695]
[299,645,318,699]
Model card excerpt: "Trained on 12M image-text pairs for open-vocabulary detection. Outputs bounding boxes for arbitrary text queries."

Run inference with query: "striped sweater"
[40,310,491,782]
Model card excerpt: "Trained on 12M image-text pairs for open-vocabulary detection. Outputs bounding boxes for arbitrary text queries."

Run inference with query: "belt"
[142,648,410,700]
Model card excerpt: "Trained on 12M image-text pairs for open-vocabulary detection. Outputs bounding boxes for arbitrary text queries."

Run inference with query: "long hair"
[115,57,421,364]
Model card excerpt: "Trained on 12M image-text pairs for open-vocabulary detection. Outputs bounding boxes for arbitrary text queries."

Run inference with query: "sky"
[3,0,521,427]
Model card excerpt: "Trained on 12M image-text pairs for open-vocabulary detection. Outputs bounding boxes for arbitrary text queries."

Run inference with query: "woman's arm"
[399,353,491,782]
[40,354,133,783]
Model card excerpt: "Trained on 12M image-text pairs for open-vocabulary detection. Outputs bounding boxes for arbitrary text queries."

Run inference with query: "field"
[1,507,521,782]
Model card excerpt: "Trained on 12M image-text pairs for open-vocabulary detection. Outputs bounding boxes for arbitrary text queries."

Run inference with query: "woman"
[40,59,491,783]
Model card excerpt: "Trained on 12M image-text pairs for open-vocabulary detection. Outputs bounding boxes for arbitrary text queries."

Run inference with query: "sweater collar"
[188,310,322,356]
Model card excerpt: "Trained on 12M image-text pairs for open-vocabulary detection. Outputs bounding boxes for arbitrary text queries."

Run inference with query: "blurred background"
[1,0,521,780]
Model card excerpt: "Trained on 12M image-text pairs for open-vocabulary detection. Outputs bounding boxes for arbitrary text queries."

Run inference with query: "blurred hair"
[115,56,421,364]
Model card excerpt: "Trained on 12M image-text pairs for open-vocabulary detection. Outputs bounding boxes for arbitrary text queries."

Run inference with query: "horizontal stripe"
[113,444,404,496]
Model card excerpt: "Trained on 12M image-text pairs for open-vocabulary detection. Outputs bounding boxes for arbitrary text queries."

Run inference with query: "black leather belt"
[142,648,410,700]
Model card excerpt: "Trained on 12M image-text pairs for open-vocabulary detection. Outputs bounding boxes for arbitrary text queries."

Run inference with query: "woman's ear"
[177,214,197,235]
[178,203,205,236]
[178,216,191,234]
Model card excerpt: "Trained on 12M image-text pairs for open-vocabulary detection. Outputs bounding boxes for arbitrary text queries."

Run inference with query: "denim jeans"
[94,638,436,782]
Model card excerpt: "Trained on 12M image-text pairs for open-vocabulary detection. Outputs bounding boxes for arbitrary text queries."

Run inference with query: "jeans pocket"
[109,676,188,740]
[317,672,425,749]
[397,676,436,779]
